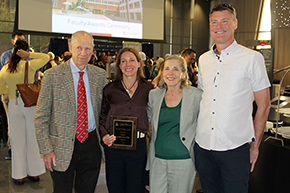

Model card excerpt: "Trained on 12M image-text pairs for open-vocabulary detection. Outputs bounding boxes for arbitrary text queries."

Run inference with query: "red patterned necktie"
[76,71,88,143]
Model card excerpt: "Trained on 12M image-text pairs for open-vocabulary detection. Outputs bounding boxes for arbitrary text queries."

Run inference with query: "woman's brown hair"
[7,40,29,73]
[114,47,145,81]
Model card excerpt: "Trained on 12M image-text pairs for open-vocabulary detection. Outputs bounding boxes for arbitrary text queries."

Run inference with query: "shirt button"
[182,137,186,141]
[217,72,219,75]
[212,112,215,114]
[213,99,216,101]
[212,128,214,130]
[215,85,217,87]
[219,60,222,62]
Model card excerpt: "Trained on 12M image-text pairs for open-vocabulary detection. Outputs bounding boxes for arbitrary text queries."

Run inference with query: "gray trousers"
[149,157,196,193]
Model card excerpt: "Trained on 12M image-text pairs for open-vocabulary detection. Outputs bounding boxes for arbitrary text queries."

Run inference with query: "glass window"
[258,0,271,41]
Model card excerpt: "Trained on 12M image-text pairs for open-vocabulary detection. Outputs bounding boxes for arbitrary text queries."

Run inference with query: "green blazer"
[146,85,202,170]
[34,61,107,172]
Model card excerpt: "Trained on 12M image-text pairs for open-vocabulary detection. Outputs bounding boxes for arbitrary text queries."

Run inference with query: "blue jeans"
[194,143,251,193]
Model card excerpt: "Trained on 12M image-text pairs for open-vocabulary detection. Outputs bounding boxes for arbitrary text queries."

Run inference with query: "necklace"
[122,79,138,96]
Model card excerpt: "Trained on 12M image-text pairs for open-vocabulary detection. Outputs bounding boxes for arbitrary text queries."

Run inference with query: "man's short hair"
[71,31,94,47]
[210,4,237,20]
[180,48,196,56]
[12,31,25,39]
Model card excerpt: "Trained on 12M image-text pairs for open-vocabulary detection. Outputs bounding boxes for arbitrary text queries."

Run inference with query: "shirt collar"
[211,40,238,57]
[69,59,88,74]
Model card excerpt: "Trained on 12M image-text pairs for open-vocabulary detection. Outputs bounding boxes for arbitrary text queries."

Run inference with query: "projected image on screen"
[52,0,143,39]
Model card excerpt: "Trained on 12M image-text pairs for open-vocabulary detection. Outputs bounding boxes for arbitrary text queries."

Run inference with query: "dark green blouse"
[155,98,190,160]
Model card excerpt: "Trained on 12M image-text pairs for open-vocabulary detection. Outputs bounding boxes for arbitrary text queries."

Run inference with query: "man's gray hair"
[71,31,94,46]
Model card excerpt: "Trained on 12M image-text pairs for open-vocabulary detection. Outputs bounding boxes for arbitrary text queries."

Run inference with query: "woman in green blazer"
[146,55,202,193]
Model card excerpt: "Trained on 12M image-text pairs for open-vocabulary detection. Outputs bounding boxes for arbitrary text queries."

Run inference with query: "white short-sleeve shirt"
[196,40,270,151]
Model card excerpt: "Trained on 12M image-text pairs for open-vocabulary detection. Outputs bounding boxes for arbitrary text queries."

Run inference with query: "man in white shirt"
[194,4,271,192]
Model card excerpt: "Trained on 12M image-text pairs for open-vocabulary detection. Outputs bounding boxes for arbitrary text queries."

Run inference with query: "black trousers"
[50,136,102,193]
[104,137,146,193]
[194,143,251,193]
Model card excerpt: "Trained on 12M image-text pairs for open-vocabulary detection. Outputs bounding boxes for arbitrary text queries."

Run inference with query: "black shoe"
[5,149,11,160]
[27,176,40,182]
[12,178,24,185]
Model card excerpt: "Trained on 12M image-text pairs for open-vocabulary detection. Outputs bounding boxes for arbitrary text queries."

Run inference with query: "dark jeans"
[50,136,102,193]
[194,143,251,193]
[105,137,146,193]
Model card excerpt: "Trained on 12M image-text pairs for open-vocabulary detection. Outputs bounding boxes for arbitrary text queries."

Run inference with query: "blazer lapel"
[87,65,97,112]
[153,88,166,136]
[61,62,76,107]
[180,86,193,131]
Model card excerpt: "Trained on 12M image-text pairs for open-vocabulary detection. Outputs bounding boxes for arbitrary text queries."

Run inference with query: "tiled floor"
[0,146,202,193]
[0,146,108,193]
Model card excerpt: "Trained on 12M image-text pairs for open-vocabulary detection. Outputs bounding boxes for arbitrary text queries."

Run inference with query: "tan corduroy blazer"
[34,61,107,172]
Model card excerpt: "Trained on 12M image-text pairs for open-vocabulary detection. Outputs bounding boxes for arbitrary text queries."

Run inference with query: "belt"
[137,131,145,139]
[88,129,97,138]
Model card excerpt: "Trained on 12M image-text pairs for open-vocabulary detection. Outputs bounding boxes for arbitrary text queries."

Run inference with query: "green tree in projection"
[68,0,87,10]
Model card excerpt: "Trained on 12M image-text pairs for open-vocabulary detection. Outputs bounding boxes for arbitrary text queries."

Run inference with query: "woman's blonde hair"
[153,54,191,88]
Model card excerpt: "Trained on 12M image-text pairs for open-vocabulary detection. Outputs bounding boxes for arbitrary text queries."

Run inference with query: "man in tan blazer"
[35,31,107,193]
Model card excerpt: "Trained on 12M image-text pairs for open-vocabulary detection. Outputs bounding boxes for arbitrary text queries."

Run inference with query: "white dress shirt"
[196,40,270,151]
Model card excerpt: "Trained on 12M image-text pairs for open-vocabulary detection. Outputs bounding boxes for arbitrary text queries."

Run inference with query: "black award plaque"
[110,115,138,150]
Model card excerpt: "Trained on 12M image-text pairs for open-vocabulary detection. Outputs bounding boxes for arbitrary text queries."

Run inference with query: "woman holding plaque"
[99,47,154,193]
[146,55,202,193]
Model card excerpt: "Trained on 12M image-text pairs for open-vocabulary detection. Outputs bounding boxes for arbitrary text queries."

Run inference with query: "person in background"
[106,52,112,80]
[97,52,106,70]
[61,51,72,64]
[195,4,271,192]
[151,57,164,79]
[0,31,25,160]
[0,40,49,185]
[146,55,202,193]
[38,51,58,79]
[0,31,25,69]
[93,50,98,62]
[110,55,116,80]
[99,47,154,193]
[145,57,153,73]
[114,51,118,58]
[88,54,97,65]
[54,55,61,65]
[106,51,112,65]
[139,52,151,80]
[34,31,107,193]
[180,48,197,87]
